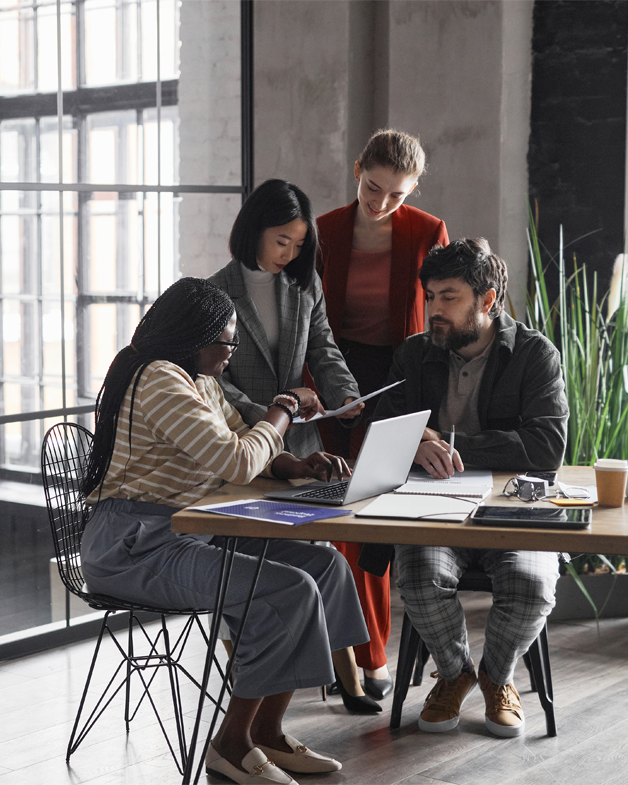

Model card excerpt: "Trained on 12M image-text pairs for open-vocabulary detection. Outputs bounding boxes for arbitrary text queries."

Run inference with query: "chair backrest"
[41,422,94,597]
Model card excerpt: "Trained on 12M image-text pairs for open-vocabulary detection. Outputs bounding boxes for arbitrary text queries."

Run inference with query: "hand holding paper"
[335,397,365,419]
[292,379,405,424]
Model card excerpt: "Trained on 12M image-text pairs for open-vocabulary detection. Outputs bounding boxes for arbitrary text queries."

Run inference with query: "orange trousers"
[331,540,391,670]
[309,341,395,669]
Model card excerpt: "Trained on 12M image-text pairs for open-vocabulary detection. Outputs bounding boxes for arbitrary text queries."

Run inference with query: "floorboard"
[0,590,627,785]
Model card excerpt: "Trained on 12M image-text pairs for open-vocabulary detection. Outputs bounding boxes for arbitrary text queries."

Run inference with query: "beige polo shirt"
[438,337,495,436]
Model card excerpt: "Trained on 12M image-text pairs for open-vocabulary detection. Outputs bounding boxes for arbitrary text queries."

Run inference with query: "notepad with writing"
[356,493,478,522]
[394,469,493,500]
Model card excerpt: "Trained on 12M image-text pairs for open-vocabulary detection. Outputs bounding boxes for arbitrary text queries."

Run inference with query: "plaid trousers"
[395,545,559,684]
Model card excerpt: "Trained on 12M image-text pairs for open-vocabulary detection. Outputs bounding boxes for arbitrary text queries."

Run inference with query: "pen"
[449,425,455,459]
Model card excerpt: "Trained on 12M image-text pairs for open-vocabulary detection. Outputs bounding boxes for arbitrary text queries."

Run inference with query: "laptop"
[265,410,431,506]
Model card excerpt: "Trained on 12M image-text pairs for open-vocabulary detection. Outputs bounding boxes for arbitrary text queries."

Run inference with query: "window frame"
[0,0,253,654]
[0,0,253,475]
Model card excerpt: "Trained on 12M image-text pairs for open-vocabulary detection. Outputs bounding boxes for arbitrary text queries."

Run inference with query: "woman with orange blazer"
[317,129,448,700]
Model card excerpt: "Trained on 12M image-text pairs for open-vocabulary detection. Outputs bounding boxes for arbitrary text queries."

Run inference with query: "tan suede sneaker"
[478,669,525,737]
[419,665,478,732]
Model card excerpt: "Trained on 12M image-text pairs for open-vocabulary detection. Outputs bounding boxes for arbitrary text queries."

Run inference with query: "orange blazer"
[317,201,448,347]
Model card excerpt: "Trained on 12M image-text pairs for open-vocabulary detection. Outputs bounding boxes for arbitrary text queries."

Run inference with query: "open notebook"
[394,468,493,500]
[356,493,479,522]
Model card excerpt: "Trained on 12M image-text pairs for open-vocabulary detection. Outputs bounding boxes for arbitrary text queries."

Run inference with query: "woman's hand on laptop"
[415,439,464,479]
[272,452,351,482]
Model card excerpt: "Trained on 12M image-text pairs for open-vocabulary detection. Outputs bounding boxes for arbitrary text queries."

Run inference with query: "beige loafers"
[206,743,297,784]
[257,733,342,773]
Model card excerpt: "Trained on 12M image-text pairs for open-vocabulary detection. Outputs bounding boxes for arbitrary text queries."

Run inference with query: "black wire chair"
[41,422,229,774]
[390,570,556,736]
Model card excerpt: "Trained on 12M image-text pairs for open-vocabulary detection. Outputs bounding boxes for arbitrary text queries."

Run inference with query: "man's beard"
[430,304,481,352]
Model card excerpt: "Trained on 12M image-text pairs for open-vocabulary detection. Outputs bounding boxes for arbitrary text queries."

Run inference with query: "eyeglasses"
[211,330,239,354]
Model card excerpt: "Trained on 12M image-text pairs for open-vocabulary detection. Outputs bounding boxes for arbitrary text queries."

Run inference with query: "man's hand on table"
[271,452,351,482]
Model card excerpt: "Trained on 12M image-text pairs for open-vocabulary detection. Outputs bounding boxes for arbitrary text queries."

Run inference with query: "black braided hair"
[82,277,235,498]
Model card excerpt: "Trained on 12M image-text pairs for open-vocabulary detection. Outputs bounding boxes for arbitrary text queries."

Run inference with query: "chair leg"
[67,612,117,761]
[68,609,226,774]
[67,612,132,760]
[390,613,420,730]
[125,611,134,731]
[162,615,189,770]
[526,625,556,737]
[412,640,431,686]
[126,615,201,774]
[522,651,536,691]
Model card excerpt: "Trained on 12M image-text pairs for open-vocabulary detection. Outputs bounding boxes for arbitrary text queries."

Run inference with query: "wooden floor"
[1,591,627,785]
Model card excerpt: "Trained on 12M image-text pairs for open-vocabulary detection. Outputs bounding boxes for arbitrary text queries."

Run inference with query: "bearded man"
[372,238,568,739]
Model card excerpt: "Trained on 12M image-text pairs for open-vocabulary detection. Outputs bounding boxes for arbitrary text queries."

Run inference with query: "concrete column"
[386,0,532,318]
[254,0,352,216]
[499,0,534,319]
[179,0,242,277]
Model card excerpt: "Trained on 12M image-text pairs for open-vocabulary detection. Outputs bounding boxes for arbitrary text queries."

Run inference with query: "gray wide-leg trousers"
[81,498,369,699]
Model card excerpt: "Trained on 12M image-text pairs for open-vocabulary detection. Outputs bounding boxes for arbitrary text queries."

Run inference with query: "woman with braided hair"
[80,277,369,785]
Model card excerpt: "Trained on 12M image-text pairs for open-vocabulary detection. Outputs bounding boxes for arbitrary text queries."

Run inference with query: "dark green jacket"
[359,313,568,576]
[374,312,568,470]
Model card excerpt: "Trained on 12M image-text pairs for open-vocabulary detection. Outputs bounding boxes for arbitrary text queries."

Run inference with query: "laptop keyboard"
[294,481,349,500]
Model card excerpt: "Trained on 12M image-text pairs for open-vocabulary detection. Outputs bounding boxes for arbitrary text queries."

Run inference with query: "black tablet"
[471,505,592,530]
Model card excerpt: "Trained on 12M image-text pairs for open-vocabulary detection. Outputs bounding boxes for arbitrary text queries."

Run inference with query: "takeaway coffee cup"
[594,459,628,507]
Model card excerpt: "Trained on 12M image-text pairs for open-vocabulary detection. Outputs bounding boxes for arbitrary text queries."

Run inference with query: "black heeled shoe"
[364,673,394,701]
[334,669,382,713]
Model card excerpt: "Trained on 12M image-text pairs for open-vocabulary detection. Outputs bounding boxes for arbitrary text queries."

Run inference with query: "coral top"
[317,201,449,347]
[341,248,392,345]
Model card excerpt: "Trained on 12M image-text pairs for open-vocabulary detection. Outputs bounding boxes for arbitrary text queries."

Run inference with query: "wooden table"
[172,466,628,555]
[172,465,628,784]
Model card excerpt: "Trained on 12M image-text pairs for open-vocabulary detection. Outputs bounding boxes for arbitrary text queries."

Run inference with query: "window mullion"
[0,132,4,465]
[32,0,39,94]
[156,0,161,294]
[55,0,67,418]
[36,117,44,444]
[76,0,86,89]
[137,108,145,309]
[76,115,89,405]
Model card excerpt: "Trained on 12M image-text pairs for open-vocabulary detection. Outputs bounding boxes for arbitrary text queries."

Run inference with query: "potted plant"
[526,206,628,621]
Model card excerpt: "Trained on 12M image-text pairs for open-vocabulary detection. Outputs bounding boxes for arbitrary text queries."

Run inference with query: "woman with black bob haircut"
[229,178,318,289]
[210,178,365,464]
[80,277,370,784]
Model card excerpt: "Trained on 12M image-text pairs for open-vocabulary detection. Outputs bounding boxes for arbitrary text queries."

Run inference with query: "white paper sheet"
[397,469,493,498]
[356,493,478,522]
[406,468,494,486]
[292,379,405,424]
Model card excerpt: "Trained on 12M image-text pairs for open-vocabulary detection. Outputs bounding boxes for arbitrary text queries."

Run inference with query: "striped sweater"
[90,360,284,507]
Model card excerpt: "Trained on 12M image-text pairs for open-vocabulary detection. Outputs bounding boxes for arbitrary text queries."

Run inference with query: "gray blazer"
[209,259,360,458]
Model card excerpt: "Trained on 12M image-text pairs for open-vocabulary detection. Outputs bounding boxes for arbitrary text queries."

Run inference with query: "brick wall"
[529,0,628,288]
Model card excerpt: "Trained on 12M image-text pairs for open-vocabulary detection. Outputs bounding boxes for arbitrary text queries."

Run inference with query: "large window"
[0,0,251,648]
[0,0,250,473]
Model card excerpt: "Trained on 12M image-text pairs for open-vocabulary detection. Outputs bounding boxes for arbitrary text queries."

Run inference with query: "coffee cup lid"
[594,458,628,471]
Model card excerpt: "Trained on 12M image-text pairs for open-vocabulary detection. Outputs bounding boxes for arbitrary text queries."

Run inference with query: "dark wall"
[529,0,628,290]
